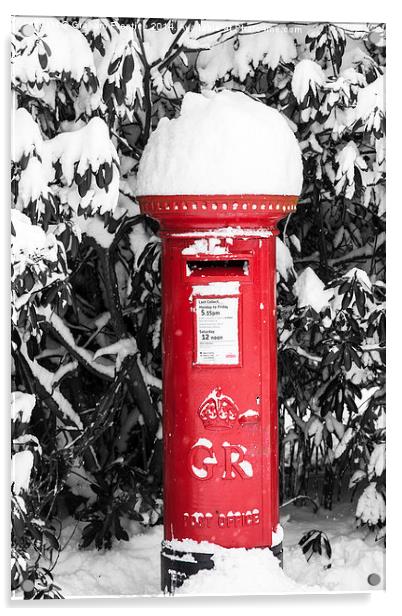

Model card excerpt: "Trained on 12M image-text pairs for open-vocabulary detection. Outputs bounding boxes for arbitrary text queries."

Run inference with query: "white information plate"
[195,297,239,365]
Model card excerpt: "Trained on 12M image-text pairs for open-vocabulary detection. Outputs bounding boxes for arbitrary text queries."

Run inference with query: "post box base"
[161,541,283,594]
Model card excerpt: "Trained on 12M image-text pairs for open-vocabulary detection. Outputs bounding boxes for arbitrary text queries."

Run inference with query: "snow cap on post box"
[137,89,303,197]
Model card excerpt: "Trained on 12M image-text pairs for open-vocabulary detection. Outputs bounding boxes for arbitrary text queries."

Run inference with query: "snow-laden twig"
[51,361,79,387]
[283,401,307,433]
[39,308,115,381]
[20,343,83,429]
[280,495,319,512]
[295,346,322,364]
[86,235,160,439]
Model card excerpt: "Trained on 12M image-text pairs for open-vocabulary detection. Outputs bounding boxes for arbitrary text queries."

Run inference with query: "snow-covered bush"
[11,17,385,597]
[11,392,64,598]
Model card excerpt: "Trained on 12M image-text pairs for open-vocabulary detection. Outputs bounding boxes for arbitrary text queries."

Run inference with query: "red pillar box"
[136,91,302,593]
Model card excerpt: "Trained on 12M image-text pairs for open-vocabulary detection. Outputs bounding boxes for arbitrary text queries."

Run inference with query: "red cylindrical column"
[138,194,299,592]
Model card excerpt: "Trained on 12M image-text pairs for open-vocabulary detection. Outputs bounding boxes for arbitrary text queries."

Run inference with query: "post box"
[136,89,302,594]
[137,194,299,592]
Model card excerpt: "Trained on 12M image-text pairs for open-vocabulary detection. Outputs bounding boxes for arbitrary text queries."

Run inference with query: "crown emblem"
[198,387,239,430]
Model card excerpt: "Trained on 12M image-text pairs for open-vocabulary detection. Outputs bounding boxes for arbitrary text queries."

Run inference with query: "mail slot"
[187,259,250,277]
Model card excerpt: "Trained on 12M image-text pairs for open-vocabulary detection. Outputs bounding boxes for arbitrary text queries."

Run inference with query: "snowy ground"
[51,500,385,598]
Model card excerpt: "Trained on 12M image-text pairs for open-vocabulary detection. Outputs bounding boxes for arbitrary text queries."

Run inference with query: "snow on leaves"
[11,387,64,598]
[11,108,57,228]
[356,482,385,528]
[11,210,67,332]
[293,267,332,313]
[78,19,144,120]
[279,252,385,520]
[12,450,34,495]
[51,117,120,215]
[335,141,368,199]
[11,18,97,108]
[11,391,36,424]
[354,76,385,136]
[305,24,346,74]
[12,109,120,226]
[291,59,326,121]
[197,25,297,88]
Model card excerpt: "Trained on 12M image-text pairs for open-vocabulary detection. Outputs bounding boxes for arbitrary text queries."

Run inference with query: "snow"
[11,451,34,495]
[11,211,66,322]
[271,523,284,547]
[197,27,297,87]
[368,444,385,479]
[77,19,143,120]
[50,117,120,214]
[12,17,96,107]
[221,443,253,479]
[285,535,384,592]
[334,427,354,459]
[11,210,56,258]
[12,107,44,162]
[276,238,295,281]
[50,501,385,597]
[76,215,115,249]
[13,434,41,454]
[329,267,374,317]
[182,238,228,255]
[142,21,177,66]
[345,266,372,290]
[191,281,240,298]
[11,110,55,214]
[13,110,119,216]
[335,141,367,199]
[190,438,217,479]
[179,542,313,595]
[174,227,273,238]
[22,345,83,430]
[50,522,161,597]
[138,358,163,391]
[293,267,333,313]
[324,413,345,440]
[52,361,79,386]
[165,536,219,555]
[16,156,52,209]
[94,338,137,371]
[290,234,301,252]
[192,437,214,449]
[91,336,161,390]
[137,90,303,197]
[349,470,366,488]
[321,68,366,138]
[238,409,259,419]
[128,224,158,270]
[11,392,36,423]
[291,59,326,103]
[354,76,385,126]
[45,309,115,380]
[356,483,385,527]
[65,462,97,505]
